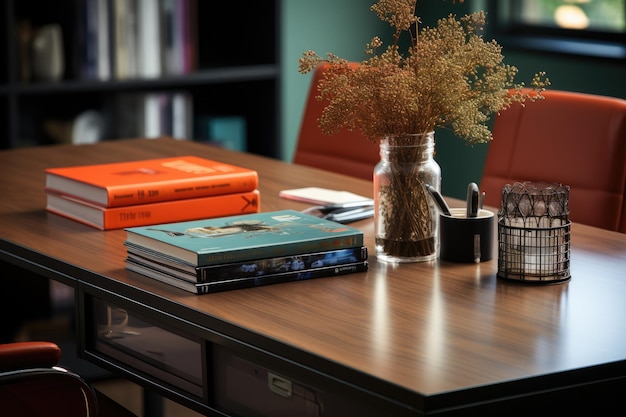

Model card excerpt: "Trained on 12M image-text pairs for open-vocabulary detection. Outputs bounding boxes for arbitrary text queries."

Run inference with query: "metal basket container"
[497,182,571,284]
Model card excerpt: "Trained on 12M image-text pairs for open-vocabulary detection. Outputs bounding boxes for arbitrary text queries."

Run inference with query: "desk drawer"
[213,345,320,417]
[212,345,411,417]
[84,295,206,401]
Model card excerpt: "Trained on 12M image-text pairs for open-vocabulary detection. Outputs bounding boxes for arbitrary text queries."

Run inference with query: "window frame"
[485,0,626,61]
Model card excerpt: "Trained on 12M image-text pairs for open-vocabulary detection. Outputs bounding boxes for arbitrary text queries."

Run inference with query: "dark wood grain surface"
[2,137,626,413]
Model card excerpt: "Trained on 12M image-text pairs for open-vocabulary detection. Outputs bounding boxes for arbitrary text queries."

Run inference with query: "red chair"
[294,62,380,181]
[480,90,626,232]
[0,341,136,417]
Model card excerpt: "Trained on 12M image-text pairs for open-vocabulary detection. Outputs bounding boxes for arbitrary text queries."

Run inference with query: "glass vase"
[374,132,441,263]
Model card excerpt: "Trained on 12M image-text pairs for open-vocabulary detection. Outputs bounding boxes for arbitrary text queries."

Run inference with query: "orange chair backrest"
[480,90,626,232]
[294,62,380,181]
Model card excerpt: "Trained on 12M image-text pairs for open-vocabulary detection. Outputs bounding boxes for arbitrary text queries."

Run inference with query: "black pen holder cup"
[440,208,495,263]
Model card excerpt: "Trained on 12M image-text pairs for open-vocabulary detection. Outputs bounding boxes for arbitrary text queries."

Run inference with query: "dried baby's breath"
[299,0,550,145]
[299,0,549,260]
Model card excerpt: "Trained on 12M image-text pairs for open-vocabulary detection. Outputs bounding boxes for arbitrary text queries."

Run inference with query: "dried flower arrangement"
[298,0,550,262]
[298,0,550,144]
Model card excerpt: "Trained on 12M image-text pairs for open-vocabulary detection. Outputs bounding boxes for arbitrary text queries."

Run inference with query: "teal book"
[125,210,364,266]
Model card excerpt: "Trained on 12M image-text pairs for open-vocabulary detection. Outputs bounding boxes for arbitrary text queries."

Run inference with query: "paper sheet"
[279,187,372,206]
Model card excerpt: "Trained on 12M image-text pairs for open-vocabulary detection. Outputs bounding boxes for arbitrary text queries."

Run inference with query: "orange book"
[45,156,258,207]
[46,190,260,230]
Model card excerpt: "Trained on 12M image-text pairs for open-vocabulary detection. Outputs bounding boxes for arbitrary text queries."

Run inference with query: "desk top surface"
[2,138,625,408]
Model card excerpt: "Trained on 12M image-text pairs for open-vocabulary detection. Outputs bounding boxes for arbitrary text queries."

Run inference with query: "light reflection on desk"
[495,280,567,373]
[424,265,446,383]
[371,269,390,361]
[561,251,626,367]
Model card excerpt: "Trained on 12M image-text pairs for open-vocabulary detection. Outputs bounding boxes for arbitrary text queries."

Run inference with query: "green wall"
[280,0,385,163]
[281,1,626,200]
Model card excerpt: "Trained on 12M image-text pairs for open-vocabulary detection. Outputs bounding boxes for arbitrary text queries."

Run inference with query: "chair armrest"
[0,341,61,372]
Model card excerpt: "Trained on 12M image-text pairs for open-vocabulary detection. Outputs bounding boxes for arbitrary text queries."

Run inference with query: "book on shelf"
[171,93,194,140]
[126,256,369,294]
[111,92,193,140]
[137,0,162,78]
[162,0,197,75]
[45,156,258,207]
[141,93,171,138]
[182,0,198,74]
[124,210,365,267]
[76,0,112,80]
[113,0,138,79]
[125,243,368,283]
[46,189,260,230]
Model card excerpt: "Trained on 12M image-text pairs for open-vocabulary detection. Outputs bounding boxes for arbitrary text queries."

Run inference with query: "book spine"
[160,0,176,75]
[172,0,186,75]
[181,0,198,74]
[182,0,198,74]
[141,92,167,138]
[197,246,368,283]
[102,171,258,207]
[113,0,128,79]
[96,0,112,80]
[83,0,98,79]
[137,0,161,78]
[171,92,193,140]
[113,0,138,79]
[196,261,369,294]
[99,190,259,229]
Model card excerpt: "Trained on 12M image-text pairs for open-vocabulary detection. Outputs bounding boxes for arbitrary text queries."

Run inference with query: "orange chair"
[0,341,136,417]
[480,90,626,232]
[294,62,380,181]
[622,193,626,233]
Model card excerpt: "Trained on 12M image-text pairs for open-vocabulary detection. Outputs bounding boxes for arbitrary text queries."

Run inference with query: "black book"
[125,244,368,283]
[126,257,369,294]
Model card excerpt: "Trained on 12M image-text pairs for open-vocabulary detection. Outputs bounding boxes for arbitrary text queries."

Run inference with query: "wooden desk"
[2,138,625,416]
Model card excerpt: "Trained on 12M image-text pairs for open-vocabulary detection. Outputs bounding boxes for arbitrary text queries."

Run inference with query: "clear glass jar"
[374,132,441,263]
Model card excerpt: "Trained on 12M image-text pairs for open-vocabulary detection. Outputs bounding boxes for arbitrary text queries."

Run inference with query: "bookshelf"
[0,0,281,158]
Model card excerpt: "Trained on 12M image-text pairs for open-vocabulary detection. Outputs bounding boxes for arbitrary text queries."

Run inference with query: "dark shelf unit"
[0,0,281,158]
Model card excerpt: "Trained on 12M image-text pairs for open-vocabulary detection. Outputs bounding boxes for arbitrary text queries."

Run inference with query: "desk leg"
[143,389,164,417]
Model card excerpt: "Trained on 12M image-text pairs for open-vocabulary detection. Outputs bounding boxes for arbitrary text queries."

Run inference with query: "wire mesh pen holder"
[497,182,571,284]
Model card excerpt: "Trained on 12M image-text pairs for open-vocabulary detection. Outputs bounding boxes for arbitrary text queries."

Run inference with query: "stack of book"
[124,210,368,294]
[45,156,260,230]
